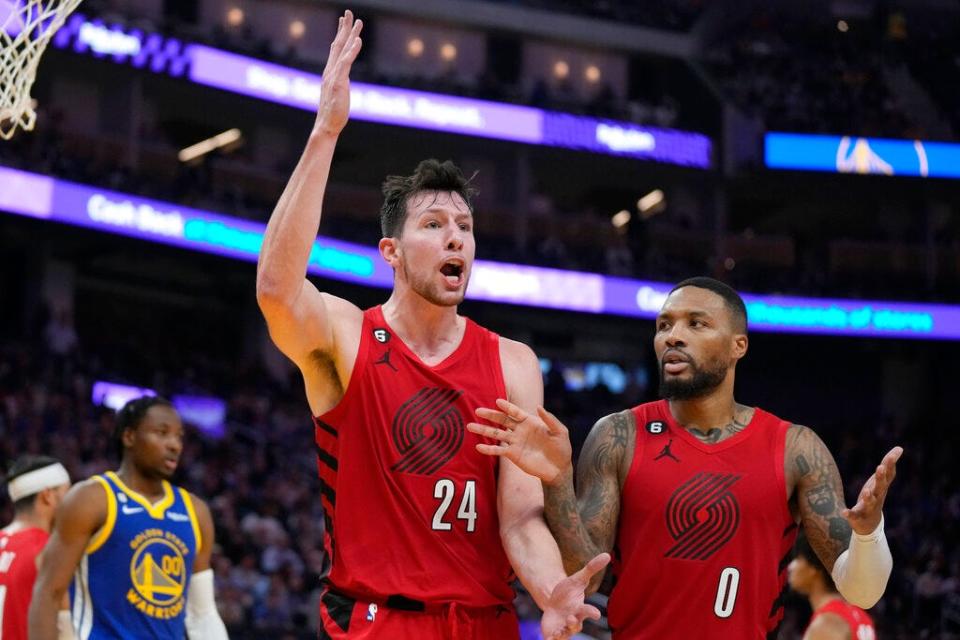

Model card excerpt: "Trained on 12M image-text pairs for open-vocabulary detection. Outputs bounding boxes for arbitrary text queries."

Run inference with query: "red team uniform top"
[0,526,49,640]
[313,306,514,607]
[610,400,798,639]
[809,599,877,640]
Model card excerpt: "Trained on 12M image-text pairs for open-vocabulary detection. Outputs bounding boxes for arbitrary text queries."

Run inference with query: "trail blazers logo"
[664,472,741,560]
[391,387,465,475]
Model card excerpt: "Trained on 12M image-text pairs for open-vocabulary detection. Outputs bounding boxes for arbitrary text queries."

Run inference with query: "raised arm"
[787,424,901,608]
[29,481,107,640]
[255,12,364,412]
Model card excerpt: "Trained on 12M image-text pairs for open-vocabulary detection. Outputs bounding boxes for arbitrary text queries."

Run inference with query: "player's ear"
[731,333,748,361]
[379,236,400,268]
[122,425,137,450]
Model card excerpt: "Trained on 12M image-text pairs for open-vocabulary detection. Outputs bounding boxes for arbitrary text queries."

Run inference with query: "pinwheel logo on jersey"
[391,387,465,475]
[664,472,741,560]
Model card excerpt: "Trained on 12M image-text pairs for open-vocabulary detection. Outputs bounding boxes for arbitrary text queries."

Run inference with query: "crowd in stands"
[706,10,930,140]
[1,297,958,637]
[4,103,957,304]
[75,0,685,129]
[470,0,704,32]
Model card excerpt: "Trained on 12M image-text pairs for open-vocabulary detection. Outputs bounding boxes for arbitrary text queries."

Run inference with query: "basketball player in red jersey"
[1,455,72,640]
[256,10,607,640]
[468,277,902,639]
[790,533,877,640]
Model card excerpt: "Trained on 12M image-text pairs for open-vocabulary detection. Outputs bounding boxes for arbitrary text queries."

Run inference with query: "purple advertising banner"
[2,165,957,339]
[189,46,544,144]
[51,15,711,167]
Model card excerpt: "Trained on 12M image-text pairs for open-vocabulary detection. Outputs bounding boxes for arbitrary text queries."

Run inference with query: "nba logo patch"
[366,603,378,621]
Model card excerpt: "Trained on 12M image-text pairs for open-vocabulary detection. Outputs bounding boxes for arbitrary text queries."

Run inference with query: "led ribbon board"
[2,166,957,339]
[50,15,711,168]
[765,132,960,179]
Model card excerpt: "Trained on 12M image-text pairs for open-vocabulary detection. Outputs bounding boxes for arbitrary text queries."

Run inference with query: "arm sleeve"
[185,569,229,640]
[830,515,893,609]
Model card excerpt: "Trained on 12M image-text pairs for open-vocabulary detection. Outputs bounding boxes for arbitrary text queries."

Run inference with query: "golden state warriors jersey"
[70,472,202,639]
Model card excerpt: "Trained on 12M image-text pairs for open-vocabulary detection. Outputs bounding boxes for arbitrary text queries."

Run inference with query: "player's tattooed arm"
[543,410,633,592]
[786,424,852,571]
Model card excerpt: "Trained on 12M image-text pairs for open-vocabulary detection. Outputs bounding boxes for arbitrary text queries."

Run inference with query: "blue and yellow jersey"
[70,472,202,640]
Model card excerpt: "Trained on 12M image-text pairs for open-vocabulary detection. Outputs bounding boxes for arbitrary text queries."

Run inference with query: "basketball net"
[1,0,83,140]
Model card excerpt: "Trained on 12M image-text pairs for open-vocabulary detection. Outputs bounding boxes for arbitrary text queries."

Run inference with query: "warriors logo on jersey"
[126,527,189,619]
[71,472,200,639]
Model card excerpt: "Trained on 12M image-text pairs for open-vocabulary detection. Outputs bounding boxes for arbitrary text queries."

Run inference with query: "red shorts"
[318,590,521,640]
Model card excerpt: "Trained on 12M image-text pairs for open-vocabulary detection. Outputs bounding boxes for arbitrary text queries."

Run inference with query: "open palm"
[314,11,363,137]
[467,399,573,483]
[541,553,610,640]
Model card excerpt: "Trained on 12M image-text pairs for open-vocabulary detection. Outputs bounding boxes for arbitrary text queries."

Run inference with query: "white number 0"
[432,479,477,532]
[714,567,740,618]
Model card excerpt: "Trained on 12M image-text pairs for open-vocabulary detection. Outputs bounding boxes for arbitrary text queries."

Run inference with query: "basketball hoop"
[1,0,83,140]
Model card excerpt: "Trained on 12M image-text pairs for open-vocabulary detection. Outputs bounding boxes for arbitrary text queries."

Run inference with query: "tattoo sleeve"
[543,411,631,585]
[787,424,852,571]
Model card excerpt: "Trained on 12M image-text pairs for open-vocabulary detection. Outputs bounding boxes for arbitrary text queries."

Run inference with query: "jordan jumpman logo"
[375,348,398,372]
[655,439,680,462]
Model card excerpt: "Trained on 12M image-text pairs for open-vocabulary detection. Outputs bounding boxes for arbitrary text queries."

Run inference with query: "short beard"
[402,261,466,307]
[658,358,728,400]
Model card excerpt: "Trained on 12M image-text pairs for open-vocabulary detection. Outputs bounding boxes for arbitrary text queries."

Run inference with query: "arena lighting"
[406,38,424,58]
[439,42,457,62]
[92,381,156,410]
[611,210,631,228]
[585,65,601,83]
[553,60,570,80]
[49,14,711,168]
[178,128,242,163]
[226,7,244,27]
[837,20,849,32]
[765,132,960,179]
[637,189,665,217]
[2,165,958,340]
[172,395,226,438]
[289,20,305,40]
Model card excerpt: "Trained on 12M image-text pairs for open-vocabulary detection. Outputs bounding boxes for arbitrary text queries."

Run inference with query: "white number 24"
[432,479,477,532]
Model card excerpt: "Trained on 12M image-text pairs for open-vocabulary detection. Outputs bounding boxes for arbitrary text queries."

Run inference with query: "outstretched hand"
[314,11,363,137]
[466,399,573,484]
[843,446,903,534]
[540,553,611,640]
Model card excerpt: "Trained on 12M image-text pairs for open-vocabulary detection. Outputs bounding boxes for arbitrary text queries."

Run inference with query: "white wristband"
[57,609,76,640]
[185,569,229,639]
[830,515,892,609]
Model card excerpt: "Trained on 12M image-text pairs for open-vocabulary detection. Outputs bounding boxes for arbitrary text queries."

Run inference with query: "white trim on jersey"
[71,555,94,640]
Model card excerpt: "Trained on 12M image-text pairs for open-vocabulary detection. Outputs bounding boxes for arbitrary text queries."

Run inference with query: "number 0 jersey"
[313,306,514,606]
[609,400,798,639]
[70,472,202,640]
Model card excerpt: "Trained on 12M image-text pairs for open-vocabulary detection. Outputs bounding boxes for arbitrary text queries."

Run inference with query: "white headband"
[7,463,70,502]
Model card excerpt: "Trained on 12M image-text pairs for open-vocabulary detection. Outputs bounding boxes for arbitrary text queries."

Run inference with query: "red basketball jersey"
[809,599,876,640]
[608,400,797,639]
[313,306,514,606]
[0,526,49,640]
